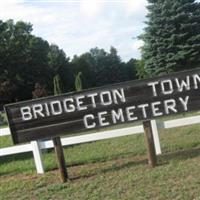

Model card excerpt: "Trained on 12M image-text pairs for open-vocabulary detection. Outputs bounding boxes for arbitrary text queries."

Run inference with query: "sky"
[0,0,148,61]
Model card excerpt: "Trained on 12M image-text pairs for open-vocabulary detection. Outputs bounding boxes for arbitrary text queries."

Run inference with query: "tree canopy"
[0,19,138,108]
[71,47,137,89]
[141,0,200,76]
[0,20,73,107]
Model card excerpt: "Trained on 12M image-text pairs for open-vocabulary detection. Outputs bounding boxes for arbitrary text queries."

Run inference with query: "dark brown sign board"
[4,68,200,144]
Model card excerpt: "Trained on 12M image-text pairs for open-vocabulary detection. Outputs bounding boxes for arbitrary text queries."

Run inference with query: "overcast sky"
[0,0,148,61]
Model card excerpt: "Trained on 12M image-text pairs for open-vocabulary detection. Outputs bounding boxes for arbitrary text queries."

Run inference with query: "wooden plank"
[0,127,10,136]
[31,141,44,174]
[40,125,144,149]
[150,120,161,155]
[53,137,68,182]
[0,144,32,156]
[143,120,157,167]
[162,115,200,129]
[4,68,200,144]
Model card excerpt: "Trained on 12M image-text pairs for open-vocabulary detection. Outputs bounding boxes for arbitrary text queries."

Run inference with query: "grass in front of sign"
[0,122,200,200]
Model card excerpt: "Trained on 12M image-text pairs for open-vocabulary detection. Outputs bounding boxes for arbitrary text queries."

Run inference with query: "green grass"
[0,120,200,200]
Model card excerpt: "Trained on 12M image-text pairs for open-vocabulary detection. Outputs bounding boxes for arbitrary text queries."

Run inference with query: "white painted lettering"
[193,74,200,89]
[164,99,177,114]
[21,106,32,121]
[175,76,190,92]
[151,101,163,116]
[50,101,62,115]
[98,111,109,126]
[100,91,112,106]
[63,98,75,112]
[83,114,96,129]
[111,109,125,123]
[87,93,98,108]
[44,103,50,116]
[179,96,189,111]
[112,88,126,104]
[76,95,87,111]
[126,106,138,121]
[32,104,45,119]
[137,103,149,118]
[161,80,173,95]
[147,81,159,97]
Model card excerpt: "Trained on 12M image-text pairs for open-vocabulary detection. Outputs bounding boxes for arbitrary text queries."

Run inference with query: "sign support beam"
[143,120,157,167]
[53,137,68,182]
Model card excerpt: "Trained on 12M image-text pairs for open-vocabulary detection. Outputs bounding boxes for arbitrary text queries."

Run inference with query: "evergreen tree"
[141,0,200,76]
[135,60,148,79]
[124,58,138,80]
[53,74,62,95]
[75,72,83,92]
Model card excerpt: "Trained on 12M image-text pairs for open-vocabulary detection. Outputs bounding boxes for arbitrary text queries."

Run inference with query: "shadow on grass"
[159,147,200,163]
[68,147,200,168]
[66,150,145,167]
[0,152,33,163]
[69,158,147,181]
[1,147,199,177]
[69,147,200,181]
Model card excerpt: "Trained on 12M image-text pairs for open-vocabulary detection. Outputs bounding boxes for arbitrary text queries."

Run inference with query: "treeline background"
[0,0,199,108]
[0,20,140,108]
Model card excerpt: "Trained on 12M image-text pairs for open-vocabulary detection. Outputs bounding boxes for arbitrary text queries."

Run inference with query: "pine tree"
[141,0,200,76]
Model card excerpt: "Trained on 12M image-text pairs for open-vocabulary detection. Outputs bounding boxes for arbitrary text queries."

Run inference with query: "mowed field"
[0,115,200,200]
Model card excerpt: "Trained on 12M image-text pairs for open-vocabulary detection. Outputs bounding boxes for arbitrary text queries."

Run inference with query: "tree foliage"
[71,47,138,89]
[0,19,139,108]
[135,60,149,79]
[0,20,74,105]
[141,0,200,76]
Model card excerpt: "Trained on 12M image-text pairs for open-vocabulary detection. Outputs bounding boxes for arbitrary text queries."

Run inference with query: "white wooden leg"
[151,120,162,155]
[31,141,45,174]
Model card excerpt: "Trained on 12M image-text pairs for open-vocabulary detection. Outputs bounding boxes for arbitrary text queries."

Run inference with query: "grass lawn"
[0,116,200,199]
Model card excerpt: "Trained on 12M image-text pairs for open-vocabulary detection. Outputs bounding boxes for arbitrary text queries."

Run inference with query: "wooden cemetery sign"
[4,68,200,181]
[5,68,200,144]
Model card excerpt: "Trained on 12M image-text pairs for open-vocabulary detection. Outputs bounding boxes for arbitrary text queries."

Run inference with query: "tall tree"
[141,0,200,76]
[48,44,74,93]
[0,80,17,110]
[124,58,138,81]
[0,20,74,105]
[71,47,132,88]
[71,53,95,89]
[0,20,33,78]
[136,60,148,79]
